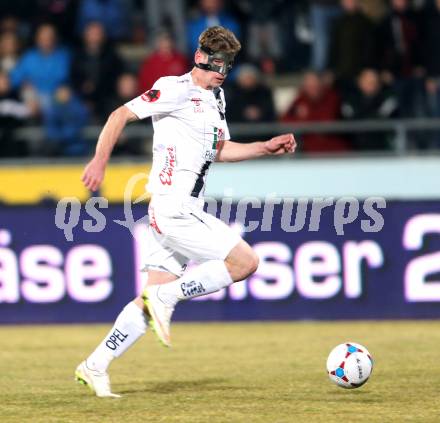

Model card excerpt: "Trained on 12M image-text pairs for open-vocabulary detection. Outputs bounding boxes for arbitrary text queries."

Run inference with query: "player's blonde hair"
[198,26,241,55]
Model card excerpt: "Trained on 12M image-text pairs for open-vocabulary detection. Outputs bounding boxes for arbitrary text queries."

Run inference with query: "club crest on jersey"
[159,146,176,185]
[141,89,161,102]
[191,97,203,113]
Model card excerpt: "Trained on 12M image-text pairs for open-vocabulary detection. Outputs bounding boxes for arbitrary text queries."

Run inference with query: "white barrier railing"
[9,118,440,156]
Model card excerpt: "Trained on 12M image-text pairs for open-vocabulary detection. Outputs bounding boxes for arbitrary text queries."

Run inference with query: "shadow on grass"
[119,377,252,395]
[326,389,382,404]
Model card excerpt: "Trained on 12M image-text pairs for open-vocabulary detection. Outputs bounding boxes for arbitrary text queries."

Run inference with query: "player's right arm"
[83,77,181,191]
[82,105,138,191]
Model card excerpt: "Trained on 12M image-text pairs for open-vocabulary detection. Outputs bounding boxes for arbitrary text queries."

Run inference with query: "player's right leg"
[75,209,184,398]
[74,301,147,397]
[75,269,178,397]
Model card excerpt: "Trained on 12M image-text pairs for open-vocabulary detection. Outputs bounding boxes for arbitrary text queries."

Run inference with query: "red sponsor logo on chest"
[159,146,176,185]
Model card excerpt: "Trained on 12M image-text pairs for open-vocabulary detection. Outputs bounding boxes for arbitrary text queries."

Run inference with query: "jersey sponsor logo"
[181,280,206,297]
[204,127,224,160]
[149,207,162,234]
[205,150,217,161]
[212,127,225,149]
[141,89,161,102]
[159,146,176,185]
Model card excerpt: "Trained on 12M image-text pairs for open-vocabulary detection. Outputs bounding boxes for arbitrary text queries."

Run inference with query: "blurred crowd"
[1,0,440,157]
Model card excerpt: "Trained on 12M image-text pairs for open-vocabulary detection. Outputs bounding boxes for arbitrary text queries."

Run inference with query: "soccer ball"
[326,342,373,389]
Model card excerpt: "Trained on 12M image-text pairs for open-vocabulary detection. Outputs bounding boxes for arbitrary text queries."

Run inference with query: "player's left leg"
[142,208,259,346]
[144,238,257,308]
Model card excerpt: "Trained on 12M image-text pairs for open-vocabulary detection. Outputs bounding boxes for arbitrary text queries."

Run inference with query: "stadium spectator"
[76,0,132,41]
[235,0,283,74]
[328,0,377,92]
[225,64,275,128]
[0,2,36,29]
[0,16,29,49]
[341,68,398,150]
[377,0,424,117]
[143,0,187,53]
[102,72,146,154]
[0,72,35,157]
[43,85,90,156]
[0,31,21,73]
[309,0,342,72]
[420,0,440,86]
[281,71,350,153]
[3,0,440,157]
[419,0,440,147]
[138,31,189,93]
[187,0,240,55]
[71,21,123,121]
[361,0,388,22]
[33,0,79,45]
[102,73,138,118]
[9,23,70,113]
[280,0,311,71]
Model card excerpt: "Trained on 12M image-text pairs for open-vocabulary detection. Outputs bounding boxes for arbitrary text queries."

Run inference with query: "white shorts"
[144,195,241,277]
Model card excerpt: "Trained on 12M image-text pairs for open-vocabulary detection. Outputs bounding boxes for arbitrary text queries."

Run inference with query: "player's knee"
[237,251,259,281]
[225,241,259,281]
[247,251,259,276]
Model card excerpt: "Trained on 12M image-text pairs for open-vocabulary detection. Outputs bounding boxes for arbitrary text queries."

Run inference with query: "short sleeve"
[125,77,181,119]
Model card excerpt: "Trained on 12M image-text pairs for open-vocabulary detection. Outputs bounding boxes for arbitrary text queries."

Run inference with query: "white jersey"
[125,72,230,199]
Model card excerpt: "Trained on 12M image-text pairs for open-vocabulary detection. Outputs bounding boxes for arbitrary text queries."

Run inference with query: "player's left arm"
[215,133,296,162]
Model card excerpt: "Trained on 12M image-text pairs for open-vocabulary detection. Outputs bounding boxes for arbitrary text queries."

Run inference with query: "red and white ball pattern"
[326,342,373,389]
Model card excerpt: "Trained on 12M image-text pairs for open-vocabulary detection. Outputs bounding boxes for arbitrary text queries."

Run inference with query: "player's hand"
[265,133,296,156]
[81,157,106,192]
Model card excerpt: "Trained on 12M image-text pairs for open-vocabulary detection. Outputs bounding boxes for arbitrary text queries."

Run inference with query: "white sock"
[156,260,233,306]
[87,301,148,372]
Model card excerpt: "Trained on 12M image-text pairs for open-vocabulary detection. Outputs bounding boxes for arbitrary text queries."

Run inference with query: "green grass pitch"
[1,321,440,423]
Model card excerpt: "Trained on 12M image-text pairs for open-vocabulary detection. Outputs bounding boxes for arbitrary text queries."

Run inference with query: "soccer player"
[75,26,296,397]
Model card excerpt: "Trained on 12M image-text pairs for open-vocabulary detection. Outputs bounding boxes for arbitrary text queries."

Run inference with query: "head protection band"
[195,45,235,76]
